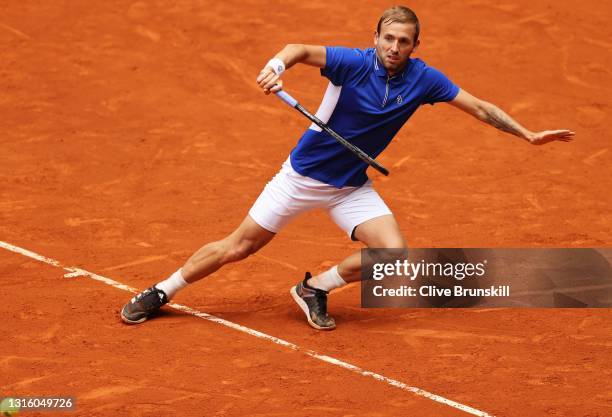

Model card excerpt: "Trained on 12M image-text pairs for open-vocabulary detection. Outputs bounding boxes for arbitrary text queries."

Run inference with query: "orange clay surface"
[1,1,611,416]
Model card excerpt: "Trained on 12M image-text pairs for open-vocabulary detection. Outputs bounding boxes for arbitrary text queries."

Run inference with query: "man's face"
[374,21,419,75]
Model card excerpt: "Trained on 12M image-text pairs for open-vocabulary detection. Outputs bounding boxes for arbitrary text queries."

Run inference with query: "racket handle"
[275,90,298,108]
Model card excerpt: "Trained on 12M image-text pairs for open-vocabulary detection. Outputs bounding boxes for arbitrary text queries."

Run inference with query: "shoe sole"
[290,286,336,331]
[120,306,148,325]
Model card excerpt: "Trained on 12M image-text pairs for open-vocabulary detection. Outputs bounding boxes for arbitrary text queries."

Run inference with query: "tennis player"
[121,6,574,329]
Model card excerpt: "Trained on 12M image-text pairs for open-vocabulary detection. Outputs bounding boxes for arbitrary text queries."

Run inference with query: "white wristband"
[266,57,285,75]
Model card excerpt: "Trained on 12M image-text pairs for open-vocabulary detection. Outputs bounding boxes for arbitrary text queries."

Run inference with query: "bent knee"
[365,234,406,249]
[379,237,407,249]
[224,238,260,263]
[372,240,408,266]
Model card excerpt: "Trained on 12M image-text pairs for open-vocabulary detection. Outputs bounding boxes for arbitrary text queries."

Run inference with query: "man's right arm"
[256,44,326,94]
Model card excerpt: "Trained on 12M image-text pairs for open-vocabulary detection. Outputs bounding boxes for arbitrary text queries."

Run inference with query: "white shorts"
[249,159,392,239]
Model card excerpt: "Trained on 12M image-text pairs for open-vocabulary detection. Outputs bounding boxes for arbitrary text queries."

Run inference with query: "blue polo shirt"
[289,46,459,188]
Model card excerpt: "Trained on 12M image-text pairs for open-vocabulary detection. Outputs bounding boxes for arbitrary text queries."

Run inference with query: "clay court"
[2,1,611,416]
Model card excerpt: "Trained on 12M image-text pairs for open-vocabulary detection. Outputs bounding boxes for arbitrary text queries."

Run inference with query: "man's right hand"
[255,46,325,95]
[256,65,283,95]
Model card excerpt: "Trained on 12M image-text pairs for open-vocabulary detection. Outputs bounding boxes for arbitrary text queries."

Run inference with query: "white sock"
[155,268,189,299]
[307,266,347,292]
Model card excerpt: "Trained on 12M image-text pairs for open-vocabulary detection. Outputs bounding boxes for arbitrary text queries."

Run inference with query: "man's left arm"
[448,89,575,145]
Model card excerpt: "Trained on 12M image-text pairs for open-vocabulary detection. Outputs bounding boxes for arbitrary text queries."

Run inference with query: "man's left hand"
[526,130,575,145]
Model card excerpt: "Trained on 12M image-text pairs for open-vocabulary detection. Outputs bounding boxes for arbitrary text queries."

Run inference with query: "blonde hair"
[376,6,420,42]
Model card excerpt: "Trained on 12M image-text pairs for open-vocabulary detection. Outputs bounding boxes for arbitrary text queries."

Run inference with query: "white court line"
[0,240,494,417]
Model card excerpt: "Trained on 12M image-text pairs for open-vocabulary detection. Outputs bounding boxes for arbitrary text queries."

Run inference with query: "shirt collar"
[373,53,387,77]
[373,52,410,79]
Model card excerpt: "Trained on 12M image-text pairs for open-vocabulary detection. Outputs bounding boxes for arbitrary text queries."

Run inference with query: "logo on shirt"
[396,95,403,104]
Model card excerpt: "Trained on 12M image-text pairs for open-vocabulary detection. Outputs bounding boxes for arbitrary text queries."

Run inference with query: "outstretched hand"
[527,130,575,145]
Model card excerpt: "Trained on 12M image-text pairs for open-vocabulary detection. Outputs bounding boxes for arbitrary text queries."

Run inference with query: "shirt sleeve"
[320,46,366,86]
[422,66,460,105]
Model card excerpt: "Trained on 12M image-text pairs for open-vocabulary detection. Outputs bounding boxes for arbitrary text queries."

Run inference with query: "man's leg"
[181,215,275,282]
[291,214,405,330]
[306,214,405,288]
[121,215,275,324]
[337,214,406,282]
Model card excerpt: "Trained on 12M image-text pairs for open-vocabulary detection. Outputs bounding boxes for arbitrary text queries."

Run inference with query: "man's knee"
[357,229,406,249]
[223,236,267,263]
[378,236,407,249]
[222,240,249,263]
[222,217,274,263]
